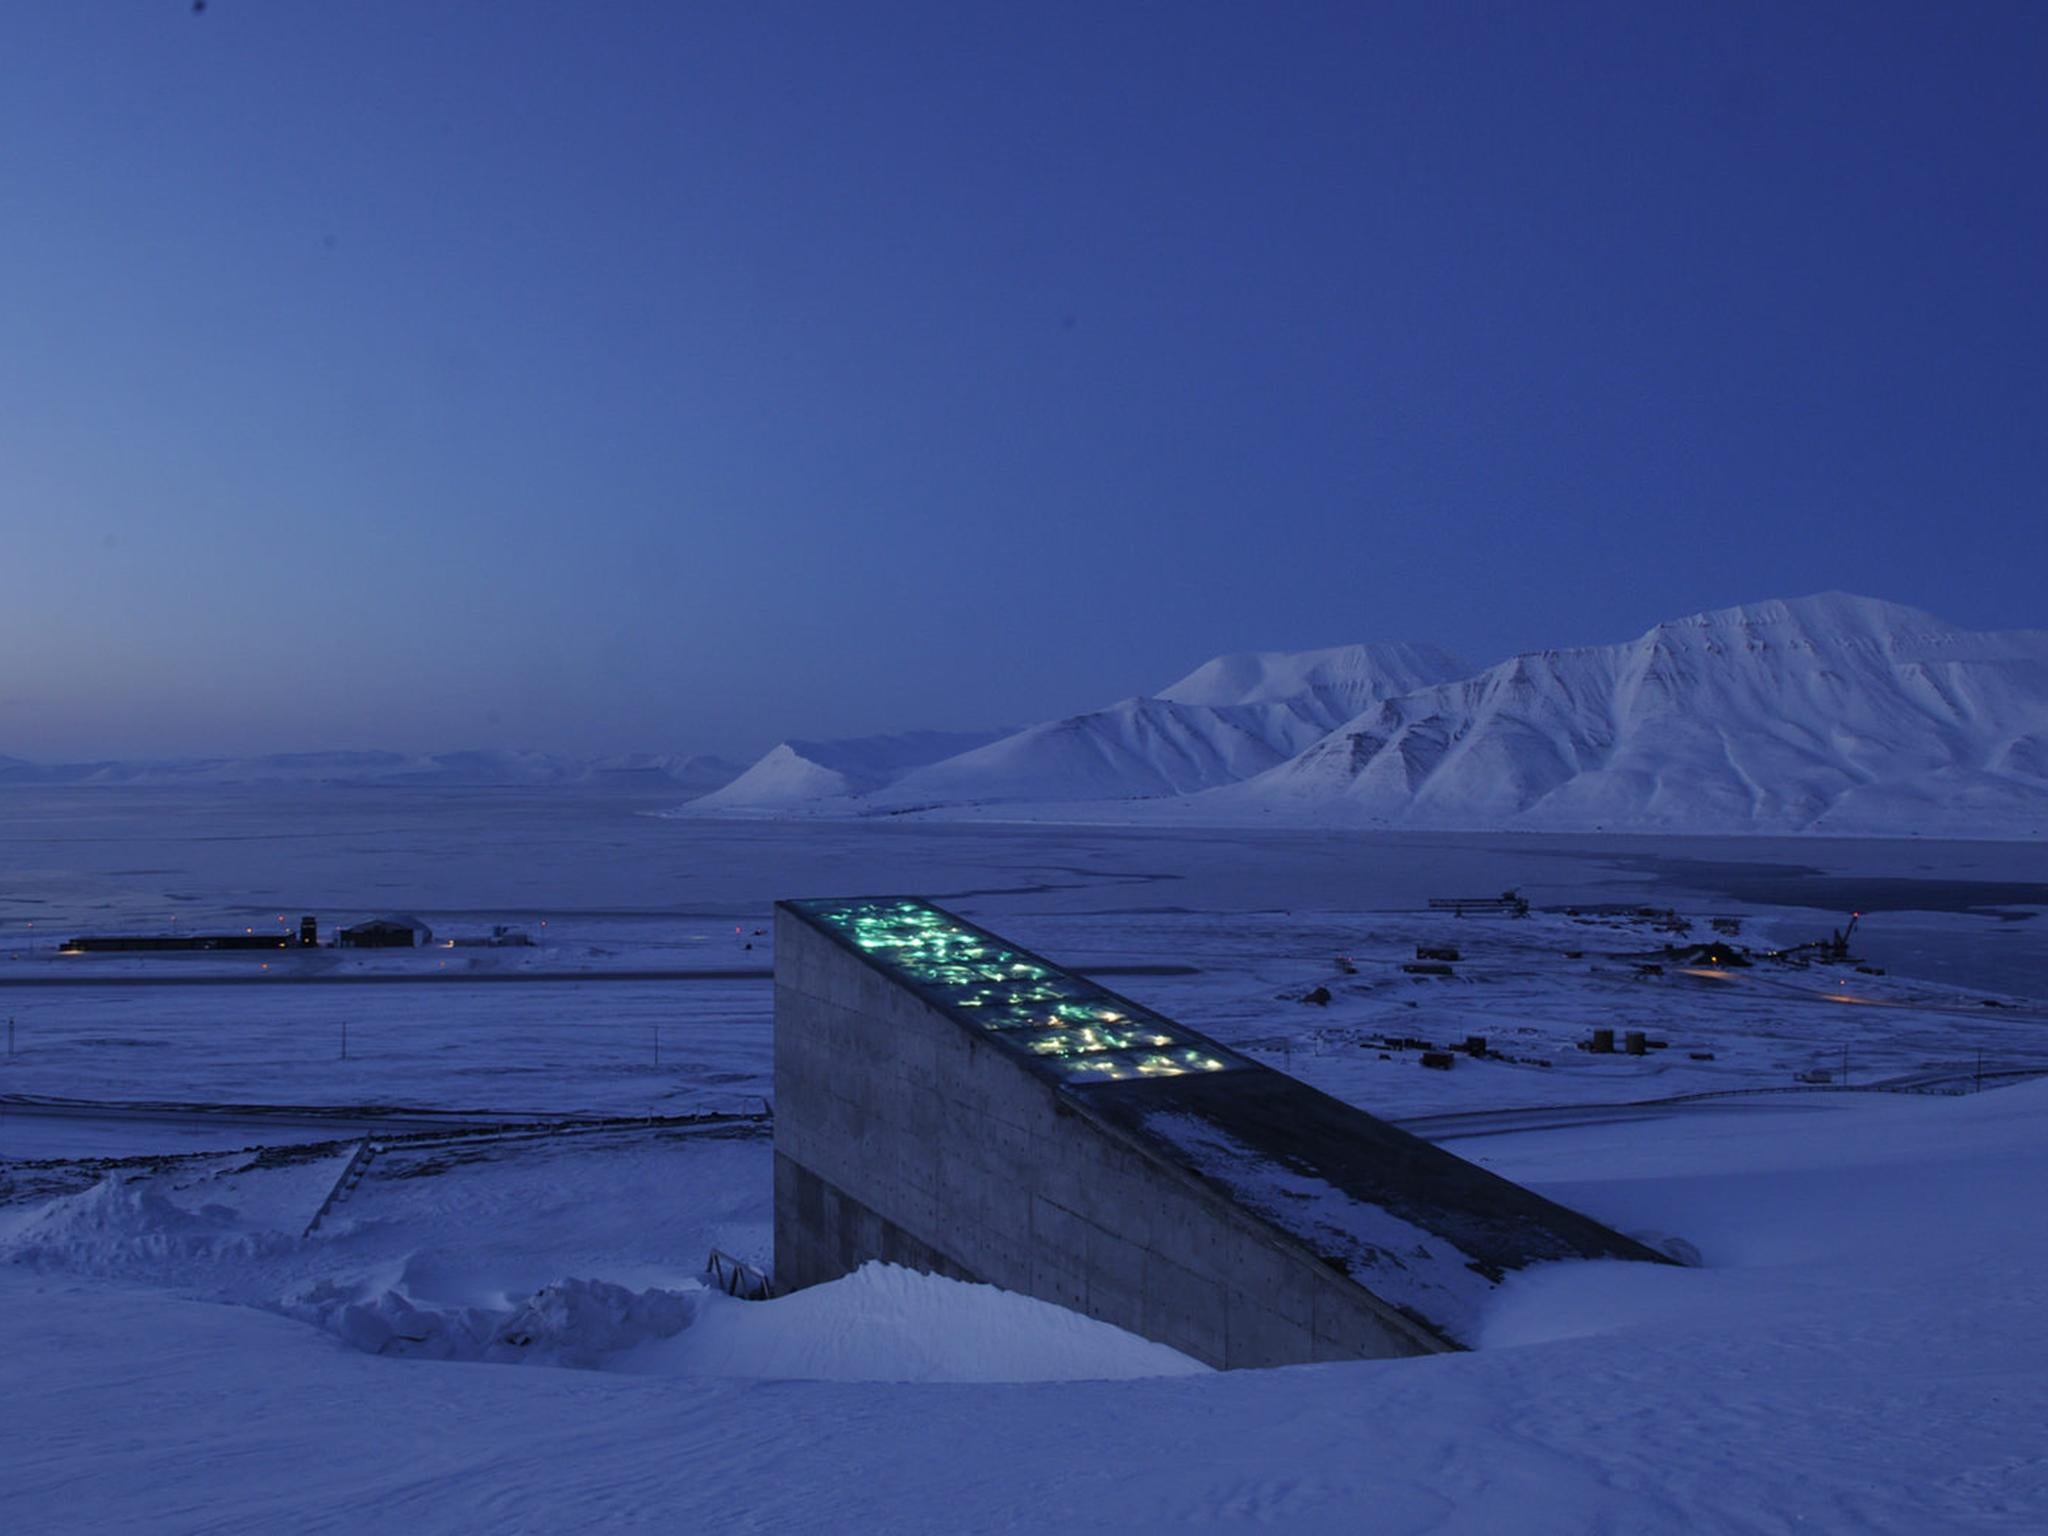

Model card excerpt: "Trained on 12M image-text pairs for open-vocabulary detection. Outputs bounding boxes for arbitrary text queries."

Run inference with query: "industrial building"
[61,916,318,954]
[774,897,1667,1369]
[337,915,434,949]
[59,931,297,954]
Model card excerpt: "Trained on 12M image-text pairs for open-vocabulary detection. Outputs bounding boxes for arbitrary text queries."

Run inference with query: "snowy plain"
[2,784,2046,1532]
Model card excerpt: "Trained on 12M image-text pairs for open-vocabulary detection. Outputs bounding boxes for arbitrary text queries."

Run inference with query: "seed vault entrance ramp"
[773,897,1665,1369]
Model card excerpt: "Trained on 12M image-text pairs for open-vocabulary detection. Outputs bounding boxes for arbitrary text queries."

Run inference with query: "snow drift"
[290,1263,1206,1383]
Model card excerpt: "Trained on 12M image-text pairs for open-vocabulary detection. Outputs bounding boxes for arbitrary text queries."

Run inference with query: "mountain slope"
[1157,642,1470,717]
[1220,594,2048,834]
[714,643,1471,812]
[866,643,1473,808]
[873,699,1297,805]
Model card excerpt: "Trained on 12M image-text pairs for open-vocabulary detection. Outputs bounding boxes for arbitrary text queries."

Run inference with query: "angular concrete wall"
[773,899,1663,1370]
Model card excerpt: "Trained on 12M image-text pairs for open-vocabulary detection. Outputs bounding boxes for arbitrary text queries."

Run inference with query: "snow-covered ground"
[8,1075,2046,1531]
[4,789,2046,1531]
[6,902,2042,1135]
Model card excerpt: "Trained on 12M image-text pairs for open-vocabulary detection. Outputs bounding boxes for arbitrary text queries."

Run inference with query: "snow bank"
[646,1262,1208,1383]
[283,1263,1204,1383]
[0,1173,297,1274]
[286,1275,703,1368]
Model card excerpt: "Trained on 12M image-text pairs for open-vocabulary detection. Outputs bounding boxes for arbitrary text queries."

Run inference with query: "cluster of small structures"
[1579,1027,1670,1056]
[1287,896,1897,1081]
[1364,1030,1552,1072]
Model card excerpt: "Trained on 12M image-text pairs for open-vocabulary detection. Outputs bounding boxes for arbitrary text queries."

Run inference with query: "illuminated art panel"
[787,897,1242,1084]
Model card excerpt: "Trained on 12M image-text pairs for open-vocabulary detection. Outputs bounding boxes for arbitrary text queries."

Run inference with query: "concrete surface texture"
[772,898,1664,1368]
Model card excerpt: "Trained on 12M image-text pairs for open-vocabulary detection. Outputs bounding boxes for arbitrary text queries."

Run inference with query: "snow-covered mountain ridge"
[694,595,2048,836]
[873,643,1472,811]
[701,643,1469,814]
[1221,594,2048,835]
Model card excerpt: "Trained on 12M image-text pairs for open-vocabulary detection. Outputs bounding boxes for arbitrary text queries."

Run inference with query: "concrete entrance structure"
[774,897,1666,1369]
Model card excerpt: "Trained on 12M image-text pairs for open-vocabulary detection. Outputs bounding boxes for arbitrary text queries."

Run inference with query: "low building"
[337,915,433,949]
[60,932,293,954]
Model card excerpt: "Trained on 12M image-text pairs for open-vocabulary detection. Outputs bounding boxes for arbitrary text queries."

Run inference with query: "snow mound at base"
[645,1262,1208,1383]
[283,1263,1202,1382]
[0,1174,295,1274]
[288,1275,703,1368]
[495,1277,700,1368]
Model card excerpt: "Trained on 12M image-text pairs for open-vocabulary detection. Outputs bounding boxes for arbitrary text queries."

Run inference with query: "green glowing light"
[791,898,1244,1084]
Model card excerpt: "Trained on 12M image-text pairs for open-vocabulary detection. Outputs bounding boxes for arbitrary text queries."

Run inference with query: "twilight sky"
[2,2,2044,761]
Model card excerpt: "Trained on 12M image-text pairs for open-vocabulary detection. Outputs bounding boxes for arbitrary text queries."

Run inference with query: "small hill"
[690,731,1008,812]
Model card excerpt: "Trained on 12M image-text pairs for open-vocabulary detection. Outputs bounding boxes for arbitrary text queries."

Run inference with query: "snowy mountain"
[1156,641,1470,716]
[692,643,1469,814]
[686,594,2048,835]
[871,644,1471,808]
[1221,593,2048,834]
[871,699,1302,806]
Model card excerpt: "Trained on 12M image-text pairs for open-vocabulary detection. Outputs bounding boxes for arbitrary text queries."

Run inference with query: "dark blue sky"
[3,2,2044,760]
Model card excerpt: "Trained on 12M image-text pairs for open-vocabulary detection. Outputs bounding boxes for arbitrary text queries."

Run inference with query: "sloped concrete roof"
[783,896,1668,1346]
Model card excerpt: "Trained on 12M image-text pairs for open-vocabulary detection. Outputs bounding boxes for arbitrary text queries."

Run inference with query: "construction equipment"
[1767,911,1865,966]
